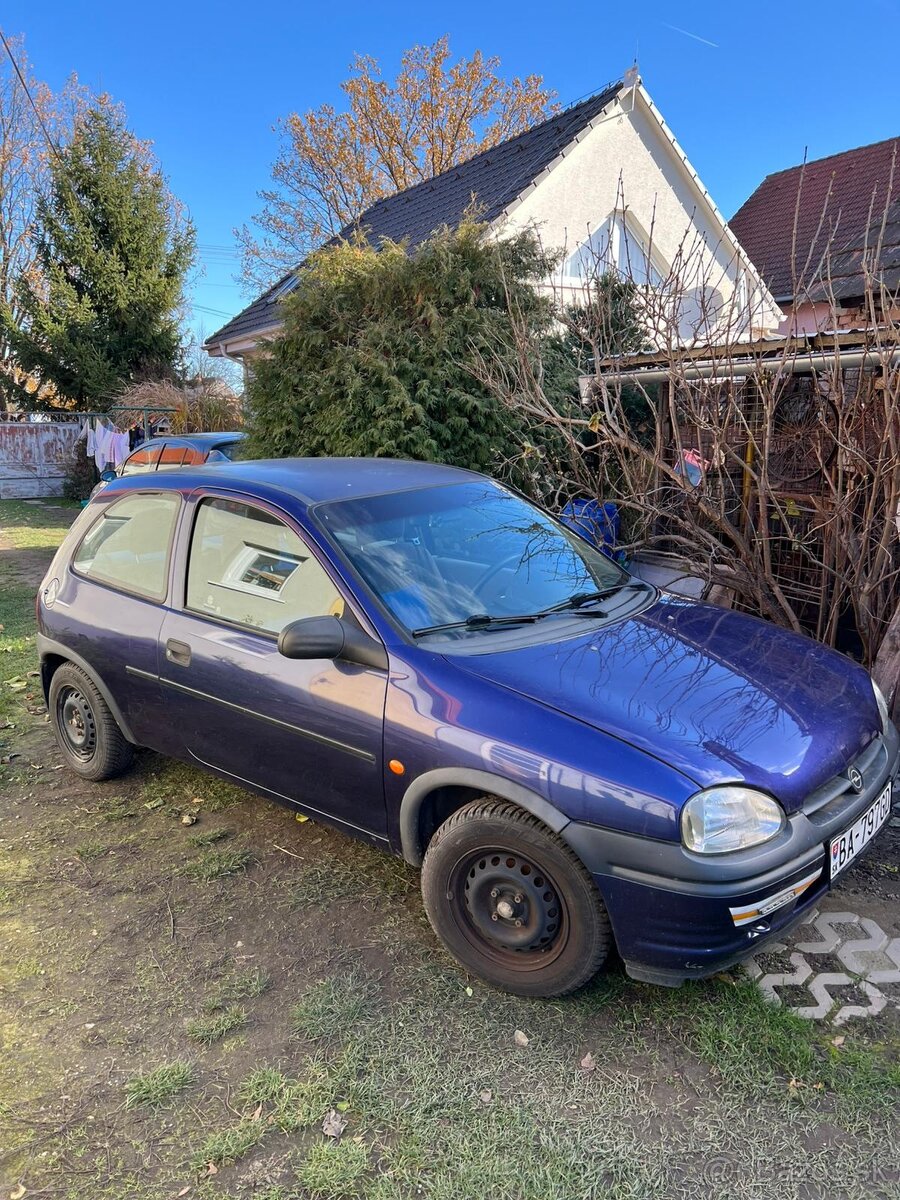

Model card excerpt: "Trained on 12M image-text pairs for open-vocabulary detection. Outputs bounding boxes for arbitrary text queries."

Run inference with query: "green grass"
[297,1140,370,1198]
[202,966,270,1013]
[630,976,900,1112]
[290,970,380,1041]
[192,1118,264,1170]
[139,757,244,813]
[0,498,78,550]
[290,838,416,910]
[185,1004,247,1045]
[74,840,109,860]
[187,826,234,848]
[0,585,42,728]
[124,1061,194,1109]
[182,848,252,882]
[0,501,77,726]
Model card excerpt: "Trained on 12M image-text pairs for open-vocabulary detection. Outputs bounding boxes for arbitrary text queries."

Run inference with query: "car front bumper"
[564,722,900,986]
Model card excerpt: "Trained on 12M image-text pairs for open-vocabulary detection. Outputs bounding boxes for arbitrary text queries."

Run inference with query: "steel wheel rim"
[448,846,569,973]
[56,687,97,761]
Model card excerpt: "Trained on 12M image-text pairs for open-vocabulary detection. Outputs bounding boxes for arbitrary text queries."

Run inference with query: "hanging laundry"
[93,421,117,470]
[75,417,98,459]
[110,431,130,468]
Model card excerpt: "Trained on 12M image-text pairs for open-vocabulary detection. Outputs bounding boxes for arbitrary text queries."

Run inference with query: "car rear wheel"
[421,798,612,997]
[48,663,134,781]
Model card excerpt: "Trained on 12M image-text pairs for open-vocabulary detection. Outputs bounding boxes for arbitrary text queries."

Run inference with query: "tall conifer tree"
[3,99,195,408]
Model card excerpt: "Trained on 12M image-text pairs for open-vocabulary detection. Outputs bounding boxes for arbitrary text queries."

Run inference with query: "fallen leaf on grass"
[514,1030,529,1048]
[192,797,204,805]
[251,1102,263,1121]
[204,1162,218,1176]
[464,986,473,997]
[831,1036,845,1048]
[181,813,197,826]
[580,1052,596,1073]
[335,1100,350,1112]
[478,1089,492,1105]
[10,1184,26,1199]
[295,813,309,823]
[144,798,165,811]
[4,678,27,692]
[322,1109,346,1138]
[175,1188,191,1198]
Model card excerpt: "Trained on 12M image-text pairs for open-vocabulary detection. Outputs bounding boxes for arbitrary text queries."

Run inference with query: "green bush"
[244,222,574,479]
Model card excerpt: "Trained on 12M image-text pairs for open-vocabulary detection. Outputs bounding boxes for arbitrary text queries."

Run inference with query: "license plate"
[829,783,892,878]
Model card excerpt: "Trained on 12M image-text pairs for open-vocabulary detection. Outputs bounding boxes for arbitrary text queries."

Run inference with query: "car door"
[51,490,181,750]
[158,492,389,841]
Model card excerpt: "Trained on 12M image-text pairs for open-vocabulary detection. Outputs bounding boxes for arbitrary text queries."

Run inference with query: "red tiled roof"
[730,137,900,303]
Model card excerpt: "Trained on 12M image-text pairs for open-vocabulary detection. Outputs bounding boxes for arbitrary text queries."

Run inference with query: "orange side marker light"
[389,759,405,776]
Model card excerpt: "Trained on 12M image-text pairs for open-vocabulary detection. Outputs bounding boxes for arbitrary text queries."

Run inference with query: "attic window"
[564,212,664,288]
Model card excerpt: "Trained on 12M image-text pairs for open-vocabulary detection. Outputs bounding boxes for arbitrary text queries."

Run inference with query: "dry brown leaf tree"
[236,36,556,291]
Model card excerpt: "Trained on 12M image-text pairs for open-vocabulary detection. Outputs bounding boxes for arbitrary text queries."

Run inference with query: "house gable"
[499,84,781,339]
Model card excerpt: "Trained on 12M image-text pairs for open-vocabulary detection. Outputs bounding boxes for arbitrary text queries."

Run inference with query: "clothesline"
[75,407,176,472]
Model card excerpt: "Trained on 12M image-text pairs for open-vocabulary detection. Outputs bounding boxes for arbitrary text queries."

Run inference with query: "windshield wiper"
[411,582,648,639]
[539,580,642,614]
[412,612,541,638]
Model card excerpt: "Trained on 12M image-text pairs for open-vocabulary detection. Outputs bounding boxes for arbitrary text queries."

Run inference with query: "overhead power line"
[0,27,64,166]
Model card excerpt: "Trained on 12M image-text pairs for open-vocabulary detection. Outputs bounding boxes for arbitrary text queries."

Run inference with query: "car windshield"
[315,480,628,637]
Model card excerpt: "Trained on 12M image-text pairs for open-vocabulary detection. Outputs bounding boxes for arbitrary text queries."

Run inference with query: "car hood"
[449,596,880,812]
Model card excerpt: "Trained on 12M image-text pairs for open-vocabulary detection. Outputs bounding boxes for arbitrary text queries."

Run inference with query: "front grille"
[802,732,888,825]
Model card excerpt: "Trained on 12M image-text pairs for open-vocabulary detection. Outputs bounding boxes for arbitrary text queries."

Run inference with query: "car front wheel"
[421,798,612,997]
[48,662,134,782]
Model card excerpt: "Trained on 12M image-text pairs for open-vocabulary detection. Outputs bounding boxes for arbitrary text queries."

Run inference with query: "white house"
[205,75,781,364]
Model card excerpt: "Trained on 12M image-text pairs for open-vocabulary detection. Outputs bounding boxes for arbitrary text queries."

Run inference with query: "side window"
[121,445,162,475]
[73,492,180,600]
[186,498,345,633]
[180,446,206,467]
[157,445,187,470]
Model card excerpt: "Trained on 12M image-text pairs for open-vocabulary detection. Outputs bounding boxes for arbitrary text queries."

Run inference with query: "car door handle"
[165,638,192,667]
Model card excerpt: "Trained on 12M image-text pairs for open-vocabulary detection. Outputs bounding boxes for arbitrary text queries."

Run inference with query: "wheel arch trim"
[38,635,138,745]
[399,767,570,865]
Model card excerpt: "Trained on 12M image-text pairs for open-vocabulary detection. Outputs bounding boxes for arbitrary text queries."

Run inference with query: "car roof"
[108,456,482,505]
[137,431,245,449]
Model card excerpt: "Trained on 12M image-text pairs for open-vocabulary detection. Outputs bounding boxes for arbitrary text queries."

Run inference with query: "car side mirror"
[277,615,388,671]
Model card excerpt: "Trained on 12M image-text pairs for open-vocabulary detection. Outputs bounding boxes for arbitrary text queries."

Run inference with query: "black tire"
[48,662,134,782]
[421,798,612,997]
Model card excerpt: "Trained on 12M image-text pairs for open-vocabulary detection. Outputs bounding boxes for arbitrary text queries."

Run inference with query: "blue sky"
[6,0,899,339]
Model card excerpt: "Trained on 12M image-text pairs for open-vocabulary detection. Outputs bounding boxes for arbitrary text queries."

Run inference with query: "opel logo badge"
[848,766,864,793]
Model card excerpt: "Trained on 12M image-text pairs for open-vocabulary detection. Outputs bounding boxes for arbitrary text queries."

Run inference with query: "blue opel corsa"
[37,459,898,995]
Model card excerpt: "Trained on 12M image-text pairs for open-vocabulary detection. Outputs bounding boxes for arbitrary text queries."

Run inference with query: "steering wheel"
[473,553,522,605]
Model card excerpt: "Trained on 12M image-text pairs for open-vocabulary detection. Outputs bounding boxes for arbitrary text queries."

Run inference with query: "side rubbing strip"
[125,665,374,764]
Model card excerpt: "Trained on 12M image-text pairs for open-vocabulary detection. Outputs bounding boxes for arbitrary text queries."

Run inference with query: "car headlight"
[872,679,890,732]
[681,786,786,854]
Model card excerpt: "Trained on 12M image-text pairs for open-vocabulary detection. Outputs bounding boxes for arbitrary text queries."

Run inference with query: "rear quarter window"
[121,445,162,475]
[72,492,180,600]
